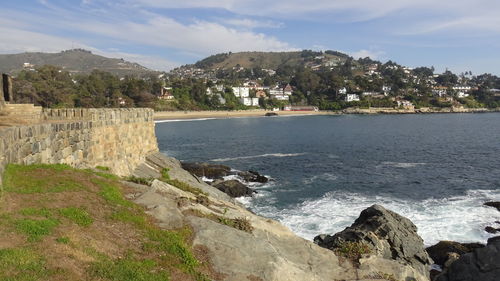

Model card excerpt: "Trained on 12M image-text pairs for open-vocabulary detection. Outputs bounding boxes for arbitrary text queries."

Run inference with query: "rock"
[484,201,500,212]
[485,226,500,234]
[314,204,432,278]
[426,241,485,266]
[237,170,269,183]
[181,162,231,179]
[436,236,500,281]
[265,112,278,116]
[214,180,255,197]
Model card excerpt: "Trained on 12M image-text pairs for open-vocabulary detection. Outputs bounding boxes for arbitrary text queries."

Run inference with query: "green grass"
[160,168,170,181]
[14,218,60,242]
[89,254,169,281]
[125,176,153,186]
[58,207,93,227]
[56,237,70,244]
[0,248,53,281]
[163,179,207,196]
[93,178,134,207]
[3,164,84,194]
[20,208,53,218]
[95,166,110,171]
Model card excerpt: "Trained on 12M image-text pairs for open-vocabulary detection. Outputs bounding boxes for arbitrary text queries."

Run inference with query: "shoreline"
[153,107,500,121]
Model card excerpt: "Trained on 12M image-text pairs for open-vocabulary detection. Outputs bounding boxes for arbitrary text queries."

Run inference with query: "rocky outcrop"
[130,153,432,281]
[426,241,484,266]
[213,179,255,197]
[436,236,500,281]
[237,170,269,183]
[484,201,500,212]
[181,162,231,179]
[314,204,433,279]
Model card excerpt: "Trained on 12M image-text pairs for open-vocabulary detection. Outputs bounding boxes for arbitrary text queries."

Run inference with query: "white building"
[240,97,259,106]
[232,87,250,98]
[456,92,470,98]
[382,86,392,94]
[345,94,360,102]
[397,100,414,109]
[338,87,347,95]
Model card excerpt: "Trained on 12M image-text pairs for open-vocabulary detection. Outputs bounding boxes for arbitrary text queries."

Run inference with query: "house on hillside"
[345,94,360,102]
[240,97,259,106]
[283,84,293,95]
[232,87,250,98]
[338,87,347,95]
[159,87,175,100]
[255,90,267,98]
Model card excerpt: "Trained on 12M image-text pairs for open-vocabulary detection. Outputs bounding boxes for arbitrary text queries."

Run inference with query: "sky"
[1,0,499,75]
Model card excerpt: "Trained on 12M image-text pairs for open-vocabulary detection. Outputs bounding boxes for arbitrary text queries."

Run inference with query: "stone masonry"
[0,108,158,186]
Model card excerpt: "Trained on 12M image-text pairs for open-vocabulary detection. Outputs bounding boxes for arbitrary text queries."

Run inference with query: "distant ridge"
[0,49,158,77]
[182,50,351,71]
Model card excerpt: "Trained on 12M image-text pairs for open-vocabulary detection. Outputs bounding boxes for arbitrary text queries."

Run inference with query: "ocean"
[155,114,500,245]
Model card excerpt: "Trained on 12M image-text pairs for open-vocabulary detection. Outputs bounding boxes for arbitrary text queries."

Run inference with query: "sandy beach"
[153,109,333,120]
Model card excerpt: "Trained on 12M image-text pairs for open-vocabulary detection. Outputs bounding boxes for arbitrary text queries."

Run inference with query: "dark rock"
[436,236,500,281]
[314,204,432,278]
[484,201,500,212]
[265,112,278,116]
[214,180,255,198]
[426,241,485,266]
[485,226,500,234]
[237,170,269,183]
[181,162,231,179]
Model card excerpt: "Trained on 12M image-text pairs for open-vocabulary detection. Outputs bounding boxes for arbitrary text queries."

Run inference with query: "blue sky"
[1,0,499,75]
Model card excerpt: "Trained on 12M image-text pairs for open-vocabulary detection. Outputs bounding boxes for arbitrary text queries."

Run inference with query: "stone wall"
[0,108,158,186]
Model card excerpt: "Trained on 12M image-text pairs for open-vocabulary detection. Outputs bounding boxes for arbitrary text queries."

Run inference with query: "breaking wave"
[211,153,307,162]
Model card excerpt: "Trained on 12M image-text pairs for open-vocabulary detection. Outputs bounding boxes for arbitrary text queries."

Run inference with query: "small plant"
[160,168,170,181]
[0,248,52,280]
[333,241,371,261]
[370,272,399,281]
[58,207,93,227]
[89,254,169,281]
[195,195,210,207]
[125,176,153,186]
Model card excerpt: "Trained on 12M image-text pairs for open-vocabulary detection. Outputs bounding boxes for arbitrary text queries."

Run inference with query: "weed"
[195,195,210,207]
[160,168,170,181]
[14,218,59,242]
[333,241,371,261]
[111,210,147,229]
[20,207,53,218]
[58,207,93,227]
[189,210,253,233]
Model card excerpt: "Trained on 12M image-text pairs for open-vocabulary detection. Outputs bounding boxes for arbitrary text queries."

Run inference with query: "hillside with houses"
[3,49,500,111]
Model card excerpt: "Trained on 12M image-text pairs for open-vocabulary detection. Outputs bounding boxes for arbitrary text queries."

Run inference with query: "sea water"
[155,114,500,245]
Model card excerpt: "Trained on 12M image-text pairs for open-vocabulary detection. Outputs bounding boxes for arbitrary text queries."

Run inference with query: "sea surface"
[155,114,500,245]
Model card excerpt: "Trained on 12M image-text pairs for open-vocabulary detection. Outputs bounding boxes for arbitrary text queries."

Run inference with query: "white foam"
[302,173,338,184]
[252,189,500,246]
[211,153,306,162]
[380,162,427,168]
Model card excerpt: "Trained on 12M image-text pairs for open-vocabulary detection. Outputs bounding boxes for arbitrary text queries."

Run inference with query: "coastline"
[153,107,499,121]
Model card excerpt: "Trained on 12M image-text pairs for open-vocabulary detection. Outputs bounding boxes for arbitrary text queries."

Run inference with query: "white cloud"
[351,49,385,60]
[222,18,284,29]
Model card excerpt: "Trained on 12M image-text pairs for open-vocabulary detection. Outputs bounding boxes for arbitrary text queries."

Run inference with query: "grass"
[89,254,169,281]
[0,164,211,280]
[3,164,84,194]
[189,210,253,233]
[58,207,93,227]
[14,217,60,242]
[95,166,110,171]
[0,248,53,280]
[159,168,208,196]
[125,175,154,186]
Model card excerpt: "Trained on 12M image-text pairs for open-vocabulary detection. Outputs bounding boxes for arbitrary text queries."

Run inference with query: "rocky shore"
[129,153,500,280]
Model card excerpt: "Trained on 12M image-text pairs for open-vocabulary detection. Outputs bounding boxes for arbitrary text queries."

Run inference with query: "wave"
[251,189,500,246]
[211,153,307,162]
[380,161,427,168]
[302,173,338,184]
[155,118,217,123]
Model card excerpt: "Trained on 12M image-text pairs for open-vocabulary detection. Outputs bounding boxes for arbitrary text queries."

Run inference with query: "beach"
[153,109,333,120]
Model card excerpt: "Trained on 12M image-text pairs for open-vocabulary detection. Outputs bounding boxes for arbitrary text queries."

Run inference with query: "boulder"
[436,236,500,281]
[181,162,231,179]
[265,112,278,116]
[485,226,500,234]
[237,170,269,183]
[314,204,432,278]
[214,180,255,198]
[484,201,500,212]
[426,241,485,266]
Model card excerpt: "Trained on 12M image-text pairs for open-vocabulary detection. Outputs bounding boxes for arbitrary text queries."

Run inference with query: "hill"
[0,49,157,77]
[190,50,351,70]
